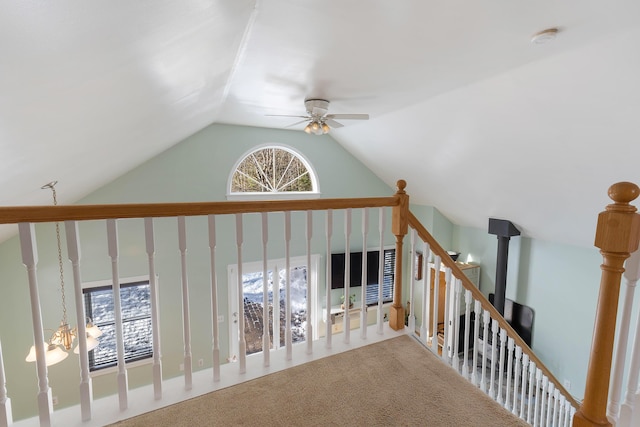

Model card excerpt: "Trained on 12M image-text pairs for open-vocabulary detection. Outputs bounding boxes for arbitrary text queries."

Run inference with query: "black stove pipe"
[488,218,521,316]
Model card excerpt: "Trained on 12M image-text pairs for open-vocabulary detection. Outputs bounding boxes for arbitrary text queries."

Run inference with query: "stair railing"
[407,212,580,426]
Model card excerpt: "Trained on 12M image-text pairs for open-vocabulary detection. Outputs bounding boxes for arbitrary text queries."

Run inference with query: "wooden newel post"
[389,180,409,331]
[574,182,640,427]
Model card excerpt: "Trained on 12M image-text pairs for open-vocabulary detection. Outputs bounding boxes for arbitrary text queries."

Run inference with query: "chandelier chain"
[45,182,68,325]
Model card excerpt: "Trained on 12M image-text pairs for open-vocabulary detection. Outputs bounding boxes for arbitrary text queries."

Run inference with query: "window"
[228,145,319,199]
[365,248,395,306]
[83,279,152,371]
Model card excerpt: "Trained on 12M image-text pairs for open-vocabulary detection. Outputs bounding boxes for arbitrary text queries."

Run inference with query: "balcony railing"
[0,180,637,427]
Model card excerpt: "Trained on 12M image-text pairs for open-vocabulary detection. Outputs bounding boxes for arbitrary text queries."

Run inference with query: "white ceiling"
[1,1,639,248]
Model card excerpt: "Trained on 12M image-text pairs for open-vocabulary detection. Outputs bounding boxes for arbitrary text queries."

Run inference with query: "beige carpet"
[110,335,528,426]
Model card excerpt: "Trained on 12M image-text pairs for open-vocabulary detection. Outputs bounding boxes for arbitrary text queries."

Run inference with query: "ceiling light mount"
[531,28,559,45]
[304,99,330,116]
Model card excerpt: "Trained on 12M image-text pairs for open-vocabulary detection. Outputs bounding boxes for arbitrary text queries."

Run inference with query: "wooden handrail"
[0,196,399,224]
[574,182,640,427]
[408,211,581,409]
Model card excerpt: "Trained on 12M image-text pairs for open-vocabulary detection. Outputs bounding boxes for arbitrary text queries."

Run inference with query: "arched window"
[228,145,319,199]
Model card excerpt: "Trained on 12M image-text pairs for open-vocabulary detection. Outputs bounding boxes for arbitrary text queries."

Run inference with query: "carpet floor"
[110,335,529,426]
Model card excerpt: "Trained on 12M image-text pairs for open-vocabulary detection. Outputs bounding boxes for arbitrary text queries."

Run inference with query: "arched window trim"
[226,143,321,200]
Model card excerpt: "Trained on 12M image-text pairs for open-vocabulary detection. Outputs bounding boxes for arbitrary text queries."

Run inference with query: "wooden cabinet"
[428,262,479,321]
[428,262,480,348]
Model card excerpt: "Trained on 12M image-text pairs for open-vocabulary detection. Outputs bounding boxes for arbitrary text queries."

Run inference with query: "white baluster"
[284,212,293,360]
[19,223,53,427]
[505,338,515,411]
[421,243,432,345]
[431,256,442,354]
[559,395,567,427]
[481,310,490,393]
[553,389,561,427]
[497,328,507,405]
[107,219,130,409]
[537,373,547,427]
[376,208,385,335]
[177,217,193,389]
[260,213,270,367]
[452,278,462,371]
[462,289,472,380]
[207,215,221,381]
[408,229,417,334]
[325,210,333,347]
[360,209,369,340]
[235,214,246,373]
[519,353,529,419]
[616,249,640,426]
[306,211,313,354]
[546,381,555,427]
[512,345,522,416]
[343,208,352,344]
[442,267,452,364]
[145,218,164,395]
[489,319,499,399]
[566,401,575,427]
[526,361,536,423]
[540,371,549,425]
[472,300,481,387]
[65,221,93,419]
[0,340,13,427]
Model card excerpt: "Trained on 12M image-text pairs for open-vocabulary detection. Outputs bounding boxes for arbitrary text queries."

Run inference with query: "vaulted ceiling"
[2,1,639,248]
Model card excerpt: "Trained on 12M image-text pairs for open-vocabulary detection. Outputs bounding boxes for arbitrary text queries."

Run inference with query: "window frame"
[226,143,321,200]
[82,275,153,376]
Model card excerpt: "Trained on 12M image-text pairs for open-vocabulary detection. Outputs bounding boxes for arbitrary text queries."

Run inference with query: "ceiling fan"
[267,99,369,135]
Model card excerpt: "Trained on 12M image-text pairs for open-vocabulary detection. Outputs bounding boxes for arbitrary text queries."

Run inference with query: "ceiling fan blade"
[326,113,369,120]
[265,114,310,119]
[325,119,344,128]
[285,119,309,128]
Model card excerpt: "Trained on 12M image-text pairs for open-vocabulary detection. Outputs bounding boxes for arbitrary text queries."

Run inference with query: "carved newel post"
[574,182,640,427]
[389,180,409,330]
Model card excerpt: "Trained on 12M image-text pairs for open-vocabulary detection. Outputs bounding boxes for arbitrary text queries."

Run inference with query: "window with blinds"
[365,248,395,305]
[83,280,152,371]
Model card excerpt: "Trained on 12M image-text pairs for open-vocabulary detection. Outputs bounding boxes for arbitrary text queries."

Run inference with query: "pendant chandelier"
[25,181,102,366]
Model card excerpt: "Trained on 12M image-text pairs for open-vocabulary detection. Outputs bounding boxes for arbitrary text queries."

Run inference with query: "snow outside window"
[83,279,153,372]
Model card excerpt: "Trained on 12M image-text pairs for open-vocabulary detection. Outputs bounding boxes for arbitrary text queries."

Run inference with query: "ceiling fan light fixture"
[269,98,369,135]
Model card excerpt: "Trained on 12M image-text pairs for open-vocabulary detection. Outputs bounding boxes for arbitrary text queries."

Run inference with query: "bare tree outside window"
[231,147,314,193]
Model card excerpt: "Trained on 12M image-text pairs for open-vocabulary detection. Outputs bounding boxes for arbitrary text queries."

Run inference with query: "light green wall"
[2,123,424,421]
[409,205,453,253]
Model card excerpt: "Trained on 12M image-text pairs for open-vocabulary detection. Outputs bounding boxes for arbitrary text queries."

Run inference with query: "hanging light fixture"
[304,120,330,135]
[25,181,102,366]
